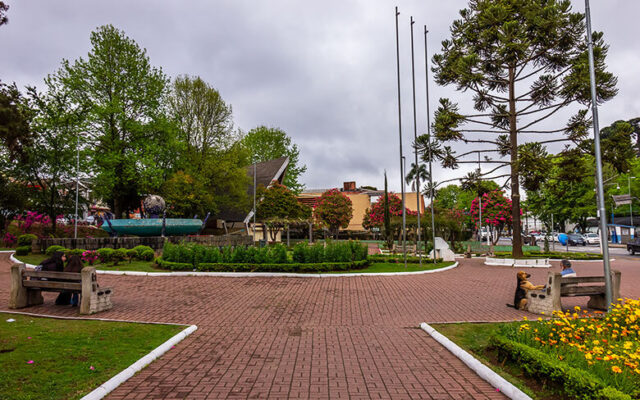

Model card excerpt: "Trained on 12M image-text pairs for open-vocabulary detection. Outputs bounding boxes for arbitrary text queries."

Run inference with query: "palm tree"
[405,163,430,192]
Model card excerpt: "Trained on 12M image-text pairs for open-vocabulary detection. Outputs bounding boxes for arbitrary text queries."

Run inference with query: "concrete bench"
[526,270,621,315]
[484,257,551,268]
[9,263,113,315]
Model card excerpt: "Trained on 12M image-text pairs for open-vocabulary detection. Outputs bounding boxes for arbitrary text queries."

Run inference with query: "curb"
[420,322,531,400]
[81,324,197,400]
[9,252,459,277]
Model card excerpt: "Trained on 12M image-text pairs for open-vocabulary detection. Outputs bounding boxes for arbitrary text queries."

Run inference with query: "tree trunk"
[509,66,524,258]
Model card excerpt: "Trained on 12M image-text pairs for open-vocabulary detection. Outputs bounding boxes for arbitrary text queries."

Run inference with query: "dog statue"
[507,271,545,310]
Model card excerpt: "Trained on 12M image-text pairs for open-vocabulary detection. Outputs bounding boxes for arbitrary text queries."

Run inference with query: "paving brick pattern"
[2,253,639,399]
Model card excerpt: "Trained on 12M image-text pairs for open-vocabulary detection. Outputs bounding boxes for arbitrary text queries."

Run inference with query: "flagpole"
[424,25,436,263]
[395,6,407,269]
[410,16,422,264]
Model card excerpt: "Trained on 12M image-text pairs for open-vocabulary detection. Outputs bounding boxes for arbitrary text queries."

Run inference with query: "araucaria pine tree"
[428,0,617,257]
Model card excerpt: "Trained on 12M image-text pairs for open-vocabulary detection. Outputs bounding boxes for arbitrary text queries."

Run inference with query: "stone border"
[0,310,196,400]
[9,252,458,278]
[420,322,531,400]
[485,257,551,268]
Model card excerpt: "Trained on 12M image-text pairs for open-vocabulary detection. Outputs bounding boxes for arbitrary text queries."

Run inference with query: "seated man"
[560,259,577,278]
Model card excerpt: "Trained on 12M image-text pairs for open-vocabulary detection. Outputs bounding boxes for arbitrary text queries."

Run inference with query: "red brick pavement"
[2,253,639,399]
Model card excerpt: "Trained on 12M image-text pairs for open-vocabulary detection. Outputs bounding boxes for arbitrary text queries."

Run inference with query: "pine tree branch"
[517,102,569,131]
[462,138,500,145]
[459,129,509,134]
[457,149,502,158]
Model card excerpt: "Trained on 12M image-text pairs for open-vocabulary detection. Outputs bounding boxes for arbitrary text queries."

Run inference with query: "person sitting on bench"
[38,251,65,272]
[561,259,576,278]
[55,255,84,306]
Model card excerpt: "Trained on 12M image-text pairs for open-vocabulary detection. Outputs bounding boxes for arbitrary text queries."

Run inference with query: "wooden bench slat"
[23,280,83,291]
[561,285,606,296]
[561,276,606,284]
[23,271,82,280]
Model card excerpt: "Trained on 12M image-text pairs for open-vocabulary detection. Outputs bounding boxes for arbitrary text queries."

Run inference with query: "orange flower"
[611,366,622,374]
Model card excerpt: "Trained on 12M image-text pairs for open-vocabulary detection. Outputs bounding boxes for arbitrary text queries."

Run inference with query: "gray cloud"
[1,0,638,193]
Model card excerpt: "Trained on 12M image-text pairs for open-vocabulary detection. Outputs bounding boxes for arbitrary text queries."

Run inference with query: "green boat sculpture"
[101,218,203,236]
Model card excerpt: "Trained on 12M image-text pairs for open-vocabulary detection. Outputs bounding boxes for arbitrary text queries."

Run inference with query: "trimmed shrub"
[132,245,154,258]
[126,249,138,262]
[15,245,31,256]
[97,248,114,263]
[17,234,37,247]
[45,245,66,256]
[112,248,127,265]
[141,249,155,261]
[156,257,193,271]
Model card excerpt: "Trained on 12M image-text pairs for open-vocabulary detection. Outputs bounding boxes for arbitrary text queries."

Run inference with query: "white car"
[582,233,600,245]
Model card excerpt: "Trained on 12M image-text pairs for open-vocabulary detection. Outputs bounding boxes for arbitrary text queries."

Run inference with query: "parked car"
[567,233,586,246]
[628,237,640,255]
[582,232,600,245]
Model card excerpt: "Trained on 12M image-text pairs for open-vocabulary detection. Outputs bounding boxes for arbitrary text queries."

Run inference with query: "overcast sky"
[1,1,639,193]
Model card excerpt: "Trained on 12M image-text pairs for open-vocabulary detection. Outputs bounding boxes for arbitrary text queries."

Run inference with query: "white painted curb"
[420,322,531,400]
[9,252,458,278]
[80,324,197,400]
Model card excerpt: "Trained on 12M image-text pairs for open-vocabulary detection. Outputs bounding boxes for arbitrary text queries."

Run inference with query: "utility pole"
[585,0,613,310]
[424,25,436,264]
[410,16,422,264]
[395,6,407,269]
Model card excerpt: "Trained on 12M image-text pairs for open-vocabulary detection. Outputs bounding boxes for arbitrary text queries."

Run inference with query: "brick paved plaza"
[2,253,639,399]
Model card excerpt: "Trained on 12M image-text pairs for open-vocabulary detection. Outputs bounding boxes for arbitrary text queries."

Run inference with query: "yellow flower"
[611,366,622,373]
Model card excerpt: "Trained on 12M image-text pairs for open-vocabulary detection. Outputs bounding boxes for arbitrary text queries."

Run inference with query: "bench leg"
[27,290,44,307]
[587,294,607,310]
[9,264,29,309]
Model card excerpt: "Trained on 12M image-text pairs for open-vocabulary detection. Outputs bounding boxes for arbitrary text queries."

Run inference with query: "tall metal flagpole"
[74,132,80,240]
[585,0,613,309]
[410,16,422,264]
[424,25,436,264]
[395,6,407,269]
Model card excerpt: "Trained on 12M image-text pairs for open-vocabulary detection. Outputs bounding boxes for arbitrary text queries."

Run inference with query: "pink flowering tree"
[362,192,417,230]
[470,190,518,245]
[314,189,353,238]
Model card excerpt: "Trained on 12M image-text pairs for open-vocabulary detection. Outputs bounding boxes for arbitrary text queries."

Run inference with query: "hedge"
[15,246,31,256]
[492,251,602,260]
[162,240,369,266]
[44,245,155,263]
[491,335,632,400]
[368,254,444,264]
[157,257,370,273]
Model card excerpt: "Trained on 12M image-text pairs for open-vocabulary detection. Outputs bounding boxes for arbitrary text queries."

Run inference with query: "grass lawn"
[12,254,166,273]
[326,261,455,274]
[0,247,15,251]
[431,322,557,399]
[0,312,184,400]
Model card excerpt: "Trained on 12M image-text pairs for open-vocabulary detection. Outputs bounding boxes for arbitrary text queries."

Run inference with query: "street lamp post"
[628,176,635,228]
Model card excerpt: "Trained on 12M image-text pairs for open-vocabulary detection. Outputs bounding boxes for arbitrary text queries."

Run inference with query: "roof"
[215,156,289,223]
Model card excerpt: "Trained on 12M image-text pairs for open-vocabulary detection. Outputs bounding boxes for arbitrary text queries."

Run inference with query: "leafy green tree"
[49,24,175,218]
[314,189,353,238]
[256,182,311,241]
[161,171,213,218]
[578,120,637,174]
[11,87,88,233]
[241,126,307,193]
[168,75,235,169]
[0,81,32,162]
[526,153,598,233]
[426,0,617,257]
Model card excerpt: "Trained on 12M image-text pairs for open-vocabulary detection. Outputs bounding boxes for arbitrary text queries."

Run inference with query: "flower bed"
[493,300,640,398]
